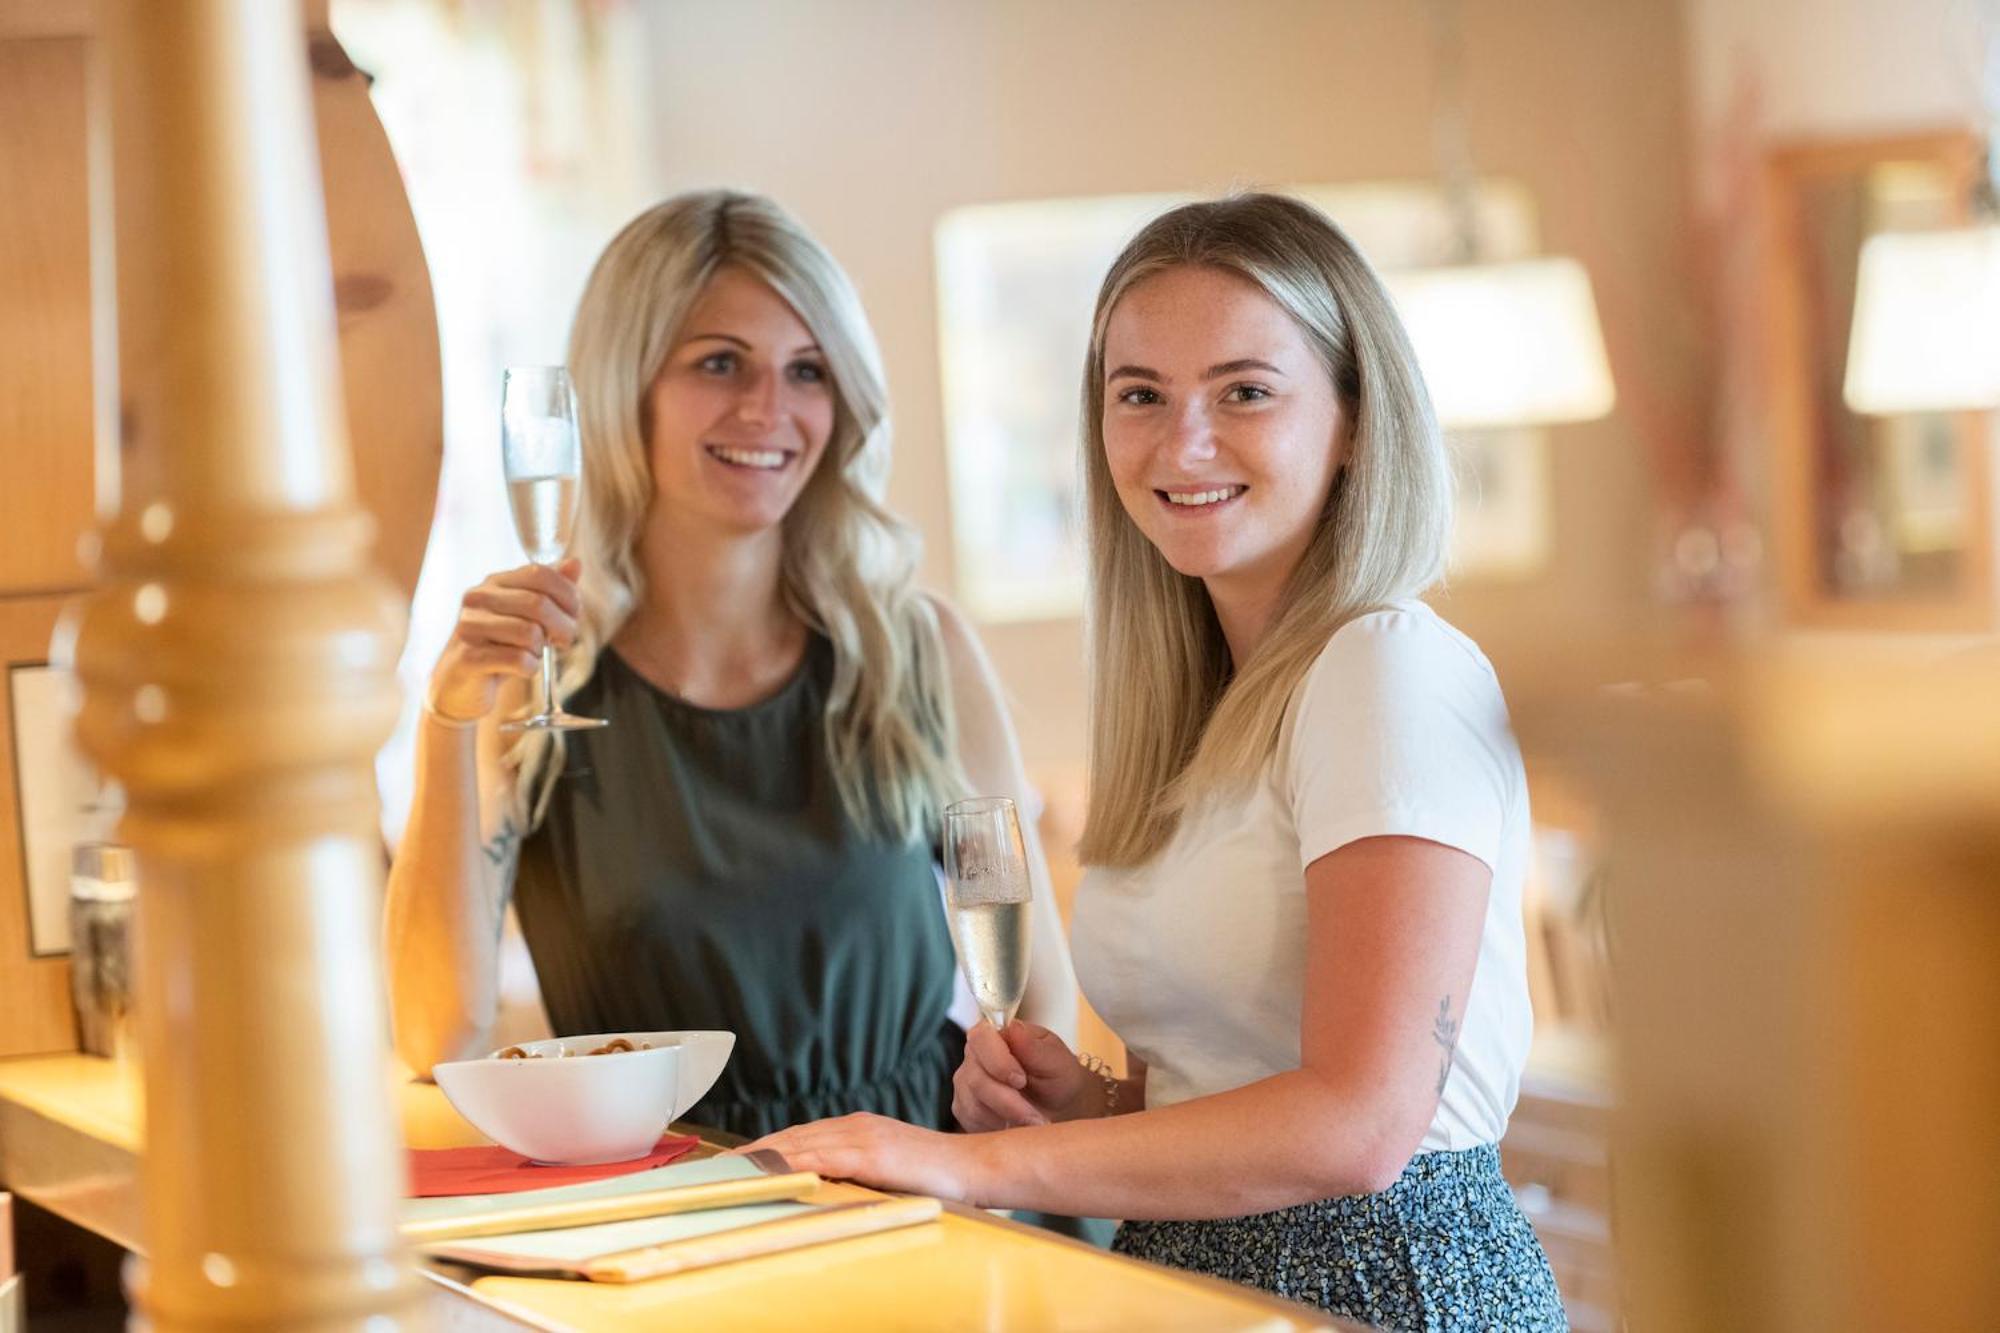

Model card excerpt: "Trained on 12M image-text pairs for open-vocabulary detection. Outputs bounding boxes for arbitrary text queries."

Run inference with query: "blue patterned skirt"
[1112,1144,1566,1331]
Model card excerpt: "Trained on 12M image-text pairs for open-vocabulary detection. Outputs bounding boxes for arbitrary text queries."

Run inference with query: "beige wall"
[638,0,1703,769]
[1685,0,1987,148]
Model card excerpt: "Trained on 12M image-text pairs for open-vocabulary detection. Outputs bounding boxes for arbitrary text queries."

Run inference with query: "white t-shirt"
[1071,600,1533,1153]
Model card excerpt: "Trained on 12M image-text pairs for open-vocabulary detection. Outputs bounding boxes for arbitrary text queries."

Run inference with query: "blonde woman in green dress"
[385,191,1076,1138]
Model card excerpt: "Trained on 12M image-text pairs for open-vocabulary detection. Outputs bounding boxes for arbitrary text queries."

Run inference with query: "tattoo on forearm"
[481,816,520,940]
[483,817,520,875]
[1432,996,1461,1096]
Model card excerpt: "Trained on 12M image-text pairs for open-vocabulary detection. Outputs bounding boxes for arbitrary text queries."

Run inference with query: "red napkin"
[407,1133,701,1198]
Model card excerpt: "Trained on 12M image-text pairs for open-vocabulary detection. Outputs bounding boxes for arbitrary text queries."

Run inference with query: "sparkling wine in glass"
[500,366,607,733]
[942,796,1033,1031]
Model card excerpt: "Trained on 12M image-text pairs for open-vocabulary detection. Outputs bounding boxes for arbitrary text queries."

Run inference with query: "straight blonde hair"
[1078,193,1452,866]
[513,191,963,843]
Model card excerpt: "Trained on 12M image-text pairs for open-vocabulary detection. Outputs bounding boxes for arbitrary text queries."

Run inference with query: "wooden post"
[66,1,423,1326]
[1520,650,2000,1331]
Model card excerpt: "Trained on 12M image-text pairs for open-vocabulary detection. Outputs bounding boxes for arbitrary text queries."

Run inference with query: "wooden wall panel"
[0,36,97,598]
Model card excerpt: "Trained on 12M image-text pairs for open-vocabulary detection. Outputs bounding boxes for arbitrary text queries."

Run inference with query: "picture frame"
[1765,131,1995,631]
[0,596,82,1056]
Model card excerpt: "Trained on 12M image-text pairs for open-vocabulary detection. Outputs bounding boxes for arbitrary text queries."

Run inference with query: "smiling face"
[1100,264,1347,602]
[642,265,837,537]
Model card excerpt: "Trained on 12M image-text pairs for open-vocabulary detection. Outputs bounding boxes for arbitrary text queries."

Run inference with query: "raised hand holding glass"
[500,366,607,733]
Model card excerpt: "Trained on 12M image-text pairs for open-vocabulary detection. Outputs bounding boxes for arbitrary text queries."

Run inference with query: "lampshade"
[1844,225,2000,415]
[1386,256,1617,430]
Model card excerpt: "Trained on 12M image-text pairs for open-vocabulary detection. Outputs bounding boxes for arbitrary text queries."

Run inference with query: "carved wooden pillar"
[1523,653,2000,1331]
[67,0,422,1326]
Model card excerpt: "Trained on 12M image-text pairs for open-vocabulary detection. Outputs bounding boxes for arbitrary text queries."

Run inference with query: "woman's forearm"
[965,1069,1421,1220]
[382,713,508,1073]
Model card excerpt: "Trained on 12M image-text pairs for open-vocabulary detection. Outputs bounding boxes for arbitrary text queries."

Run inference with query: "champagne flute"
[499,366,607,733]
[942,797,1033,1031]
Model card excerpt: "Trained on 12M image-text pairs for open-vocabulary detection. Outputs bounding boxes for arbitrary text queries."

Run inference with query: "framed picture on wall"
[934,180,1553,623]
[0,597,87,1055]
[1449,428,1553,580]
[8,661,120,959]
[1765,131,1996,631]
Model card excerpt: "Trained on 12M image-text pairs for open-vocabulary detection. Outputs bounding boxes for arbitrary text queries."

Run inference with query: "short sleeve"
[1282,608,1517,875]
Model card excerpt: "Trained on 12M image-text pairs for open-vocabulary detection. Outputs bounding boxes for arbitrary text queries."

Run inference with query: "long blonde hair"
[513,190,964,843]
[1078,193,1452,866]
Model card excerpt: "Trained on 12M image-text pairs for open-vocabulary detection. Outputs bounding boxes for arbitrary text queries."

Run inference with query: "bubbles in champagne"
[508,473,578,565]
[948,898,1031,1029]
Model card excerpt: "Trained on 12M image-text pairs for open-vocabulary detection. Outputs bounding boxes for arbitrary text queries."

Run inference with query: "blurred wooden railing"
[62,1,425,1326]
[1516,641,2000,1331]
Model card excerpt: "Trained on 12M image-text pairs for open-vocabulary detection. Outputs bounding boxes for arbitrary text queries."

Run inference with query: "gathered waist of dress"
[691,1023,965,1139]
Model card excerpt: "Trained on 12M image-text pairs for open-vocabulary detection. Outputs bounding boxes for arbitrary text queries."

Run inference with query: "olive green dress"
[511,636,963,1140]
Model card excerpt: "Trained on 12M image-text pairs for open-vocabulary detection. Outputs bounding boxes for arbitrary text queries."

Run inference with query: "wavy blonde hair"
[1078,193,1453,866]
[512,190,963,843]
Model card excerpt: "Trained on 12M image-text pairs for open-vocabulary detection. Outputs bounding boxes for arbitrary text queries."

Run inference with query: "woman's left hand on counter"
[739,1113,984,1204]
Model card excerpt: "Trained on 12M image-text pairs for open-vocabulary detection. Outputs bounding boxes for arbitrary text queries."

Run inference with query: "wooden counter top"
[0,1054,1341,1331]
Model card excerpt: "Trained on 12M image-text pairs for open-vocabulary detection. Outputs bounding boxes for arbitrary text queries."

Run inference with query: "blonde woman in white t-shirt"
[747,193,1565,1330]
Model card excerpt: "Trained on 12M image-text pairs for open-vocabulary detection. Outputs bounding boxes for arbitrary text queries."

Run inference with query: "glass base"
[501,710,610,733]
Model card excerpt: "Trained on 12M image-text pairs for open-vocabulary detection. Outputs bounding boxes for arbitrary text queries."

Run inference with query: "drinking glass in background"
[942,796,1033,1031]
[499,366,606,733]
[69,842,136,1063]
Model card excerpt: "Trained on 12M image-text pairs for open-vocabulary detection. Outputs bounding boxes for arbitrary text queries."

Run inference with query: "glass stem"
[540,643,558,717]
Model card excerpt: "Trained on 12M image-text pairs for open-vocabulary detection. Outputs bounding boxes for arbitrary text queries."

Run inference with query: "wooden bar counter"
[0,1053,1343,1331]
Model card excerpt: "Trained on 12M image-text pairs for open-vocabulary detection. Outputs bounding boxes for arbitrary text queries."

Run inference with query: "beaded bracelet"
[1079,1052,1120,1117]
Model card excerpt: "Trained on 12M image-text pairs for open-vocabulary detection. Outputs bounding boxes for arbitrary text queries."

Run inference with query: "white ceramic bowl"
[433,1030,735,1165]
